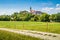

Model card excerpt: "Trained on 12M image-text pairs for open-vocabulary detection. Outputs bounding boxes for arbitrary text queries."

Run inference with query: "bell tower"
[30,7,32,13]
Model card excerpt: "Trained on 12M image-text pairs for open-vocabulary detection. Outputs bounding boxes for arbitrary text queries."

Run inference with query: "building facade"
[30,7,42,14]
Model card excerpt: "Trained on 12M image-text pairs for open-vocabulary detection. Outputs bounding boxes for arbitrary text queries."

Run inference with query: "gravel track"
[0,28,60,40]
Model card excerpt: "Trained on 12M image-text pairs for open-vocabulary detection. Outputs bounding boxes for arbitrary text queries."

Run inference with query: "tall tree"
[40,13,50,22]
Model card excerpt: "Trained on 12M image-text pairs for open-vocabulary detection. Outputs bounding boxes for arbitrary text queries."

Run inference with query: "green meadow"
[0,21,60,34]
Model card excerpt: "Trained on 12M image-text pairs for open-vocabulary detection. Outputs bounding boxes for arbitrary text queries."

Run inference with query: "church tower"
[30,7,32,13]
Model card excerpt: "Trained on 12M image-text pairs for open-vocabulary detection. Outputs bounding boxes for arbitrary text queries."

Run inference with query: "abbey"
[30,7,42,14]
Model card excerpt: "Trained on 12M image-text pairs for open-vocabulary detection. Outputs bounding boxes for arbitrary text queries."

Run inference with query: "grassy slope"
[0,21,60,34]
[0,30,42,40]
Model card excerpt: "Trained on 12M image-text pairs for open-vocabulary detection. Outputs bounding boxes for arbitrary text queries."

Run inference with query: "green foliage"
[56,13,60,22]
[49,14,57,22]
[0,15,10,21]
[49,13,60,22]
[0,10,60,22]
[30,17,35,21]
[30,15,39,21]
[40,13,50,22]
[11,12,18,21]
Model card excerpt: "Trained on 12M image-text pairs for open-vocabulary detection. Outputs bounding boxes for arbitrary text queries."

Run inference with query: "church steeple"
[30,7,32,12]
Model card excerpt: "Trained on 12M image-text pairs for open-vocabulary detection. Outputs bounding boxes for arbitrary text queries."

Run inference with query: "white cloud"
[41,7,60,14]
[0,8,21,15]
[56,4,60,7]
[40,4,60,14]
[55,8,60,10]
[42,7,53,12]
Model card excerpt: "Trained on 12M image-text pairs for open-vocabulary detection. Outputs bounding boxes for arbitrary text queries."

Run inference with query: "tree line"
[0,11,60,22]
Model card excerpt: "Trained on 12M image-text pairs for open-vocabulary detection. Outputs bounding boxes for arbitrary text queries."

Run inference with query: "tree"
[30,15,39,21]
[56,13,60,22]
[39,13,50,22]
[49,14,57,22]
[0,15,10,21]
[18,11,33,21]
[11,12,18,21]
[49,13,60,22]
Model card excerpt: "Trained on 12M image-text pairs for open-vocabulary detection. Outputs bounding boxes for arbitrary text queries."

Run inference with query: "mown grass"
[0,21,60,34]
[0,30,42,40]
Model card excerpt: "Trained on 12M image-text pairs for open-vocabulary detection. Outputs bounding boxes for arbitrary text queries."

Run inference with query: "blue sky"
[0,0,60,15]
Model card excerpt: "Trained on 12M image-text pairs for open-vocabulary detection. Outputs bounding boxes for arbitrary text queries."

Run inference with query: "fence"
[0,21,60,33]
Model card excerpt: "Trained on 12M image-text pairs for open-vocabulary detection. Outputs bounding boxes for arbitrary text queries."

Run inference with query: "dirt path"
[0,28,60,40]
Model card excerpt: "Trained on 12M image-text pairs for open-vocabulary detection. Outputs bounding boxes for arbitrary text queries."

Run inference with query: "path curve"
[0,28,60,40]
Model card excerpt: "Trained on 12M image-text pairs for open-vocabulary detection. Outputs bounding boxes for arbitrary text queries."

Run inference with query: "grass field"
[0,30,42,40]
[0,21,60,34]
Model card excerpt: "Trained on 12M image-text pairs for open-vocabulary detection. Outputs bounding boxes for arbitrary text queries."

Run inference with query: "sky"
[0,0,60,15]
